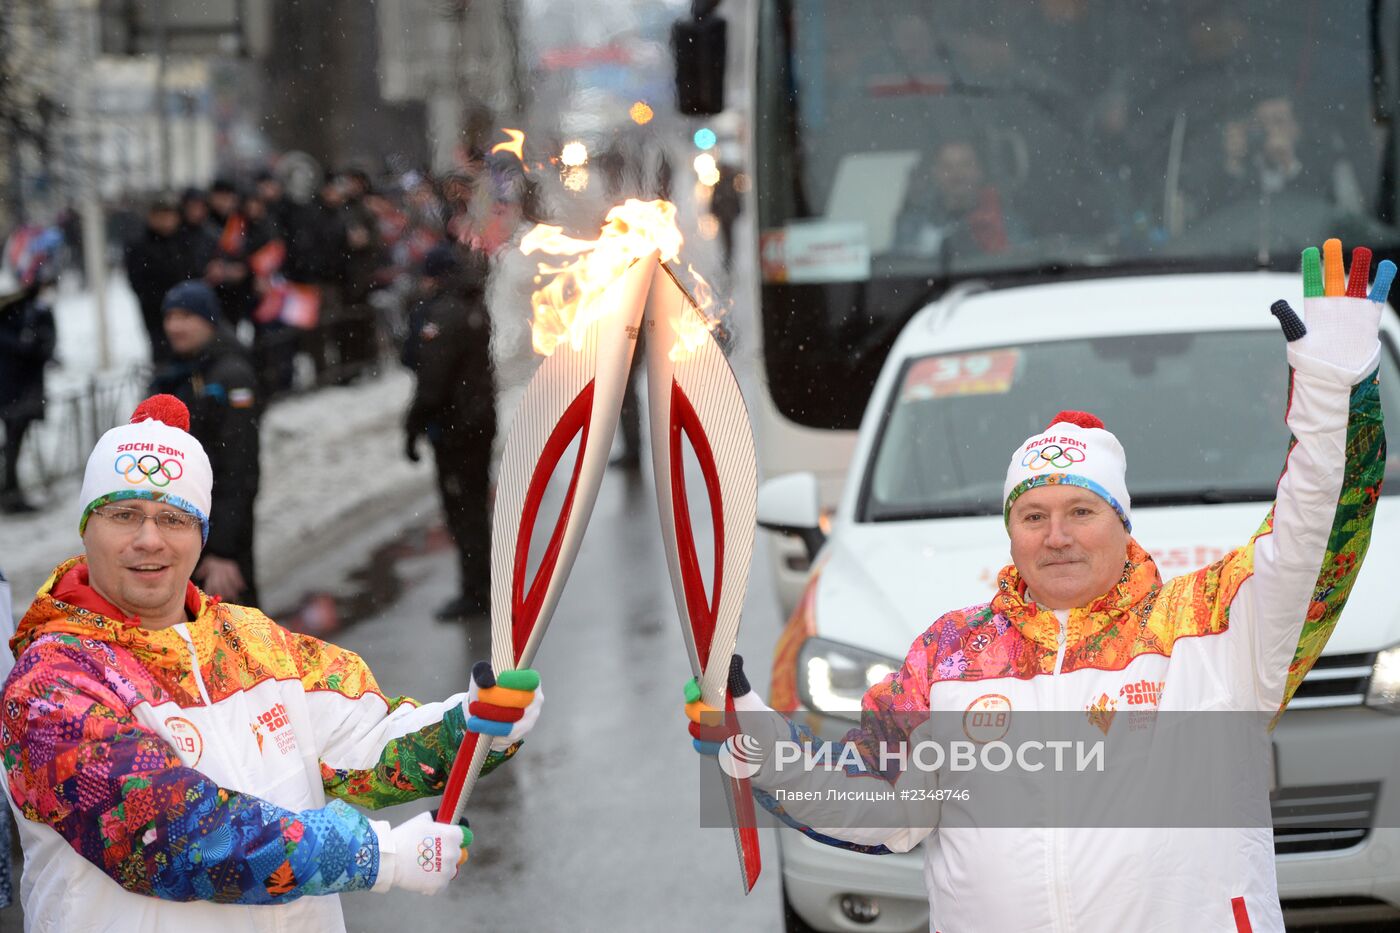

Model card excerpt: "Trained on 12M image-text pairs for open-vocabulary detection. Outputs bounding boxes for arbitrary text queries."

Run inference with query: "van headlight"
[796,637,901,720]
[1365,643,1400,713]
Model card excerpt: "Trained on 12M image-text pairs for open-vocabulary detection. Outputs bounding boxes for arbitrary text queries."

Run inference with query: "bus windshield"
[755,0,1400,430]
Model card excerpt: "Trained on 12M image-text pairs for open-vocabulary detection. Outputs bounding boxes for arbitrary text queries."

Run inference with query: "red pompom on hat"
[129,394,190,432]
[1046,410,1104,431]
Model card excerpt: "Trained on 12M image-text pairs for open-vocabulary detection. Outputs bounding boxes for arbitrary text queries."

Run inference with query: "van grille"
[1287,652,1373,710]
[1272,782,1380,855]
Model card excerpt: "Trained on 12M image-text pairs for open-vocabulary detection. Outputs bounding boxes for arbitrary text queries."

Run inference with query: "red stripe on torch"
[437,733,482,823]
[438,380,595,823]
[672,377,761,891]
[726,689,763,890]
[669,379,724,665]
[512,380,594,664]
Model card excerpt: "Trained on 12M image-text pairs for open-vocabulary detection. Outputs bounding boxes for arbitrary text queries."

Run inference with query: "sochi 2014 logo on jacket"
[1085,693,1117,735]
[1119,679,1164,706]
[250,702,297,755]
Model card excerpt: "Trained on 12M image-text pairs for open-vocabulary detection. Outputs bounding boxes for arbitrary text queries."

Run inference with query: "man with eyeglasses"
[1,394,543,932]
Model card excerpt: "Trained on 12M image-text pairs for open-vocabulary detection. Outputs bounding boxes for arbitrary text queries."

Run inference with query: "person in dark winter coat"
[244,182,298,398]
[206,178,257,328]
[125,195,202,365]
[284,176,353,384]
[178,187,218,274]
[339,169,385,376]
[253,170,293,242]
[152,280,262,605]
[0,281,56,514]
[402,245,496,620]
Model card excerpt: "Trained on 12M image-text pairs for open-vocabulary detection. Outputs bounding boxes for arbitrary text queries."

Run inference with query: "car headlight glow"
[797,636,901,720]
[1365,643,1400,713]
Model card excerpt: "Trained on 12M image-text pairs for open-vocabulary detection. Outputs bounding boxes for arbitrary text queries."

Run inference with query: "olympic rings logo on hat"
[114,453,184,487]
[417,836,438,871]
[1021,444,1086,471]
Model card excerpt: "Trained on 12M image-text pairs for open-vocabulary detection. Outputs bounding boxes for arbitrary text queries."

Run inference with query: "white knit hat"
[1002,410,1131,531]
[78,395,213,542]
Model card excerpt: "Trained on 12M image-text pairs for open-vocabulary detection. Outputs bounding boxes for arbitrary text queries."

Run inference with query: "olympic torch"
[645,262,763,893]
[436,250,658,824]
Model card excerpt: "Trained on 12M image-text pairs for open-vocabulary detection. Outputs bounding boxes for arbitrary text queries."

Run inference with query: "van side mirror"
[757,472,825,558]
[672,6,727,115]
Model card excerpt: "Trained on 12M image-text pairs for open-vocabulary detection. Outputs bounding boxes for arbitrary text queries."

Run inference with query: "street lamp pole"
[155,0,170,189]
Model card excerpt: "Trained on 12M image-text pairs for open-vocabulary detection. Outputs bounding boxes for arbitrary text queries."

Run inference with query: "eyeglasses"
[92,505,201,534]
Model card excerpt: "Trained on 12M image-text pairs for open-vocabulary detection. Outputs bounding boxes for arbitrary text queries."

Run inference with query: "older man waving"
[688,239,1390,932]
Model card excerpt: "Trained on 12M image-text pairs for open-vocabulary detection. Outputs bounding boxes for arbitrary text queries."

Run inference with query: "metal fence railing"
[15,366,151,496]
[10,325,409,503]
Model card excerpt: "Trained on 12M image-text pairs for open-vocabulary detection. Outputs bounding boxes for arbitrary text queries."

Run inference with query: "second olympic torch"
[436,250,658,824]
[645,262,763,892]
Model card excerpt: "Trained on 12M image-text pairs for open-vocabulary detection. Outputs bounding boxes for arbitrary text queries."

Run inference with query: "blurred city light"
[692,127,717,150]
[561,141,589,167]
[693,152,720,186]
[490,128,527,161]
[629,101,655,125]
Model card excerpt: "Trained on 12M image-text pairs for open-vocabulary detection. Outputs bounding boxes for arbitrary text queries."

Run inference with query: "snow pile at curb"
[253,368,435,590]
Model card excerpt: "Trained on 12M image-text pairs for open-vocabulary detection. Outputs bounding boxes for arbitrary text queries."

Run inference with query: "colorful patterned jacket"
[1,559,513,933]
[751,319,1385,933]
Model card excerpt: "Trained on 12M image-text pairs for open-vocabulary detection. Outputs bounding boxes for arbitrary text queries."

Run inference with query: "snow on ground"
[48,270,152,392]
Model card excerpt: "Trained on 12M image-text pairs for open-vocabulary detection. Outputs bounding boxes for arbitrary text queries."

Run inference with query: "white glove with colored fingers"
[1272,238,1392,378]
[465,661,543,752]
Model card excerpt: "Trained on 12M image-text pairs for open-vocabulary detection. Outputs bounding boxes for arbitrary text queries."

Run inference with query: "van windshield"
[861,332,1400,521]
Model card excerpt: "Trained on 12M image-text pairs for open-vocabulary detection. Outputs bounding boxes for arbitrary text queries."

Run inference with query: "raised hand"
[1270,238,1392,374]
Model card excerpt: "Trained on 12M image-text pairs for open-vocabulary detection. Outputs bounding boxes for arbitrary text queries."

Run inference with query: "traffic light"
[672,11,727,115]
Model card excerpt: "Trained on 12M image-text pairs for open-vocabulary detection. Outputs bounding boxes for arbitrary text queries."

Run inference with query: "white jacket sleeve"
[291,632,512,808]
[1230,294,1385,713]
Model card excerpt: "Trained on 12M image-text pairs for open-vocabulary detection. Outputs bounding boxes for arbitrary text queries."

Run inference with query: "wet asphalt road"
[267,471,1392,933]
[309,458,789,932]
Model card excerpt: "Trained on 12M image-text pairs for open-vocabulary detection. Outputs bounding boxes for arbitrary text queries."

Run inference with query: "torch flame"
[490,129,527,163]
[521,198,724,360]
[522,199,680,356]
[669,264,719,362]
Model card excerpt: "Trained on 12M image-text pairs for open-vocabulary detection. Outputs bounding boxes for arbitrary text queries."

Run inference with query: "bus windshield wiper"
[866,503,999,522]
[1131,488,1277,508]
